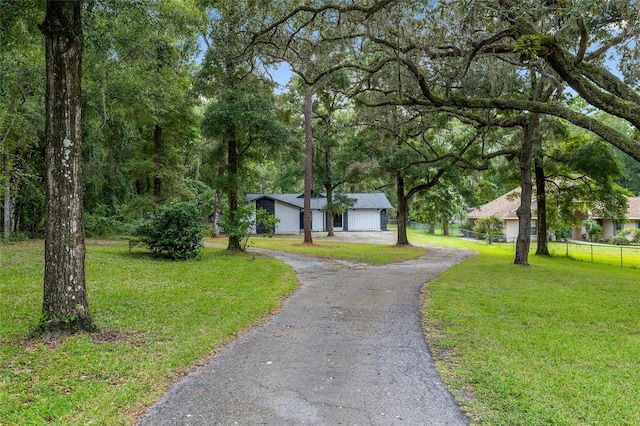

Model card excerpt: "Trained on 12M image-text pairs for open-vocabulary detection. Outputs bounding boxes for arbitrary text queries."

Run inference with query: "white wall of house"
[274,202,300,234]
[312,210,325,232]
[503,219,538,242]
[347,210,381,231]
[504,220,518,242]
[250,200,390,234]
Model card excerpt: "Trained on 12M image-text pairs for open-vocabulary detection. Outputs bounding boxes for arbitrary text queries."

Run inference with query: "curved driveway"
[139,234,470,425]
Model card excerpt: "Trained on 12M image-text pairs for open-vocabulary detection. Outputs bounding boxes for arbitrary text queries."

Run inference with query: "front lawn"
[4,231,639,425]
[412,229,640,424]
[0,240,297,425]
[218,235,426,265]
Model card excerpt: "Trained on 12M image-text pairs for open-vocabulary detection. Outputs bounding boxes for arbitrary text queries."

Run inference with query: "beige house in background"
[467,189,640,242]
[593,197,640,239]
[467,189,538,243]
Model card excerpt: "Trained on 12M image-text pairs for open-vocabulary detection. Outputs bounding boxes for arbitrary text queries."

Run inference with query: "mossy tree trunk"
[39,0,93,333]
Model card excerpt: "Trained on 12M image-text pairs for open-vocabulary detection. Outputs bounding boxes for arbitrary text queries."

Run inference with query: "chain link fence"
[408,222,640,268]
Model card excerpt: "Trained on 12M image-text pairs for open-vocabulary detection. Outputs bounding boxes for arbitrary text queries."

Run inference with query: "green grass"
[548,241,640,268]
[410,228,640,425]
[208,235,427,265]
[412,226,640,269]
[0,240,297,425]
[4,231,640,425]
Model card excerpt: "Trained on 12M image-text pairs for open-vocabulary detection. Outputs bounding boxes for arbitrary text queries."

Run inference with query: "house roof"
[468,190,640,221]
[246,193,393,210]
[626,197,640,219]
[467,188,537,220]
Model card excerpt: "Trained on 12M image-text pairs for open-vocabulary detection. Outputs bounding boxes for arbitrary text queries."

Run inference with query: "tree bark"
[396,173,410,245]
[227,130,241,250]
[3,157,13,237]
[534,145,550,256]
[325,147,334,237]
[514,114,537,266]
[325,186,334,237]
[212,163,223,237]
[442,220,449,236]
[39,0,93,332]
[153,124,162,199]
[303,84,313,244]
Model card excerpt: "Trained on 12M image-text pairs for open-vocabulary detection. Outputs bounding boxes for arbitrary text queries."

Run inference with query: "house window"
[530,219,537,236]
[333,213,343,228]
[614,222,624,235]
[636,220,640,229]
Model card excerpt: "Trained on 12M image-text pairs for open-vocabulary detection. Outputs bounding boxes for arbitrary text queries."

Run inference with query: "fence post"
[591,244,594,263]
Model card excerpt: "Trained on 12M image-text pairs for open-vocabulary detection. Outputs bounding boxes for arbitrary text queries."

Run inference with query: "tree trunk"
[396,173,410,245]
[442,220,449,236]
[303,84,313,244]
[428,223,435,234]
[325,145,334,237]
[3,158,13,237]
[514,114,537,266]
[326,186,334,236]
[212,163,223,237]
[227,131,241,250]
[39,0,93,332]
[534,148,550,256]
[153,124,162,199]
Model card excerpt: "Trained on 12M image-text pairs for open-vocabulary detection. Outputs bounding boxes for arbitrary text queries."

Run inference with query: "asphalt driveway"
[139,234,470,425]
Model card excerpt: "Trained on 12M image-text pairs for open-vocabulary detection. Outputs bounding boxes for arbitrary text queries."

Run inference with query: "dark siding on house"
[256,198,275,234]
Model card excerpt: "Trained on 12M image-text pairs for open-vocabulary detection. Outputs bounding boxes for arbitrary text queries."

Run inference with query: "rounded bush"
[135,202,204,260]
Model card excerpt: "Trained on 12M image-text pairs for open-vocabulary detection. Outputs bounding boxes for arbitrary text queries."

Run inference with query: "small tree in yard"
[135,202,204,260]
[218,206,279,251]
[582,219,603,243]
[473,216,504,243]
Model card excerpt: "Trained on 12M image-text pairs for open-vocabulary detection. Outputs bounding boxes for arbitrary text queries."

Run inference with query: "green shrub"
[616,228,640,245]
[134,201,204,260]
[472,216,504,241]
[218,205,279,251]
[611,235,631,245]
[0,231,30,243]
[583,219,603,242]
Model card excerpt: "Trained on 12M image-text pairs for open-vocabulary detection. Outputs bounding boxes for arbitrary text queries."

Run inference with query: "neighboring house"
[245,192,393,234]
[592,196,640,239]
[467,188,640,241]
[466,189,538,242]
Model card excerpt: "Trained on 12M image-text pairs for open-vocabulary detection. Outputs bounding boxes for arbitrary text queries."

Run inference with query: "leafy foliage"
[472,215,505,241]
[322,193,356,215]
[134,201,204,260]
[84,205,127,237]
[255,207,280,238]
[615,228,640,245]
[582,218,603,242]
[411,181,469,226]
[218,206,279,251]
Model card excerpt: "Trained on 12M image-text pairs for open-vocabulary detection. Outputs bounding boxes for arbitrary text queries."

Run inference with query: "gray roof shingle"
[246,193,393,210]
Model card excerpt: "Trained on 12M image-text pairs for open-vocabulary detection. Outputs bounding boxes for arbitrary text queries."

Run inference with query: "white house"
[245,193,393,234]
